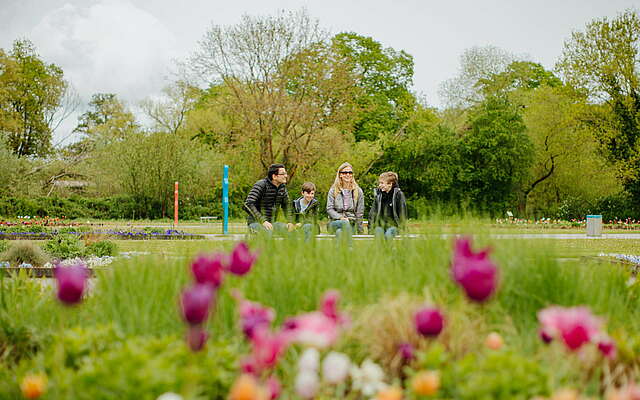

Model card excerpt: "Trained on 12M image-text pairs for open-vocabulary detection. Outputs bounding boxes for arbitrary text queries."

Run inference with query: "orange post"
[174,181,179,227]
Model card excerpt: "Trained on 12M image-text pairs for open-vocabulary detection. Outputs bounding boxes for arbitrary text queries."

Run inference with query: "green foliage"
[0,39,68,157]
[0,241,49,266]
[0,240,7,253]
[85,240,118,257]
[458,96,533,211]
[43,234,85,260]
[2,225,49,233]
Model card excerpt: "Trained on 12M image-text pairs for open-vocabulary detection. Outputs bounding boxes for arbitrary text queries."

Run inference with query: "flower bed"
[0,229,205,240]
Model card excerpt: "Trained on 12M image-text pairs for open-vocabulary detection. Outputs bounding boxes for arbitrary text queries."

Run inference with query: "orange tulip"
[229,374,267,400]
[411,370,440,396]
[485,332,504,350]
[20,374,47,399]
[551,388,579,400]
[377,386,403,400]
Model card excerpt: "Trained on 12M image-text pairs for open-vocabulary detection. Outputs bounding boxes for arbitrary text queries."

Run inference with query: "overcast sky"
[1,0,637,144]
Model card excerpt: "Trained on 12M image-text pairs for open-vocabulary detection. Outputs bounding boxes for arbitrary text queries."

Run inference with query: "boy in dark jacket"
[368,171,407,239]
[292,182,320,240]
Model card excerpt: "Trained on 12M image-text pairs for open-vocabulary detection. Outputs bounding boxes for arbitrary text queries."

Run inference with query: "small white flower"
[295,370,320,399]
[156,393,183,400]
[322,351,351,384]
[298,347,320,372]
[350,359,387,396]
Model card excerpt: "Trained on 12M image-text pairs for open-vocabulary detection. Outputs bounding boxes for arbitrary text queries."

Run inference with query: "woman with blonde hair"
[326,162,365,236]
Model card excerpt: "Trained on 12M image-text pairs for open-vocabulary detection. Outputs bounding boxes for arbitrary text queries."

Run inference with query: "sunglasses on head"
[340,171,353,175]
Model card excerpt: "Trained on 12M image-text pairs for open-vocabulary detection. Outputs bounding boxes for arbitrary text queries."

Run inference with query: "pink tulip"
[598,338,617,360]
[415,307,444,337]
[191,253,226,288]
[538,306,603,351]
[180,284,215,326]
[284,290,349,348]
[228,242,258,276]
[54,263,88,305]
[238,298,276,340]
[246,327,290,373]
[267,376,282,400]
[398,342,416,361]
[451,237,498,302]
[186,326,208,352]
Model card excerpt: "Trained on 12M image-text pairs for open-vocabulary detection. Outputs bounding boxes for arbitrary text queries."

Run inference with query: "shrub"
[56,226,91,234]
[143,227,164,234]
[43,234,85,260]
[85,240,118,257]
[0,241,49,266]
[0,240,8,253]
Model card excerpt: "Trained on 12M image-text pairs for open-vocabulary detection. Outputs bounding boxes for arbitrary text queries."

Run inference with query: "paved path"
[200,233,640,241]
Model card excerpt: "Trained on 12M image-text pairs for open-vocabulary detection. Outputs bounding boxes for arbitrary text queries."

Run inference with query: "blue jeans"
[374,226,398,240]
[248,222,288,236]
[328,220,354,245]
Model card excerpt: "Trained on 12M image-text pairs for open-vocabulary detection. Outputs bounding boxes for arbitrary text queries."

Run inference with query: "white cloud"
[29,0,178,143]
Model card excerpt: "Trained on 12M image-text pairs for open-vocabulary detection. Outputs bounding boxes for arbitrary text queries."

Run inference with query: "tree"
[557,10,640,201]
[73,93,138,148]
[188,10,360,179]
[140,81,200,135]
[458,96,533,210]
[0,39,70,157]
[332,32,417,142]
[439,46,518,108]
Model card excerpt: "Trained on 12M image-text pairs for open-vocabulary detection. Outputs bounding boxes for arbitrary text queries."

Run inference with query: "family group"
[243,162,407,240]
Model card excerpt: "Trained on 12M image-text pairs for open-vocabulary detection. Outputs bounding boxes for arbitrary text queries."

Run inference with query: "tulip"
[485,332,504,350]
[229,374,267,400]
[398,342,415,362]
[377,387,403,400]
[414,307,444,337]
[295,370,320,399]
[186,325,208,352]
[350,359,387,397]
[20,374,47,399]
[297,347,320,372]
[538,306,603,352]
[248,327,290,373]
[451,237,498,302]
[238,298,275,340]
[191,253,225,288]
[266,376,281,400]
[157,393,184,400]
[228,242,258,276]
[598,338,617,360]
[411,370,440,396]
[285,290,349,348]
[54,264,88,305]
[539,329,553,344]
[322,351,351,384]
[180,284,215,326]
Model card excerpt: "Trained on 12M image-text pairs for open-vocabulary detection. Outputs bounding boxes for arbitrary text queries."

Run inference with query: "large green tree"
[0,40,69,157]
[557,10,640,203]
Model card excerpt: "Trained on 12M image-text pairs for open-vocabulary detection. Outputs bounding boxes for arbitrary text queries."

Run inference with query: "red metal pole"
[174,181,179,227]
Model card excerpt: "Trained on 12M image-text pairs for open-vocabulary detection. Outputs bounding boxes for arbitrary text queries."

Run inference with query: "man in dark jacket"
[368,171,407,239]
[292,182,320,240]
[244,164,294,233]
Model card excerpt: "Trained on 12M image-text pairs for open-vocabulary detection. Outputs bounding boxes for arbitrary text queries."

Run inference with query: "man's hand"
[287,223,295,232]
[340,217,349,221]
[295,223,302,228]
[262,221,273,230]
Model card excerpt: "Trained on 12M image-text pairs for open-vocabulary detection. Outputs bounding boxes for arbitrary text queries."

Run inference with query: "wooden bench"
[200,216,218,223]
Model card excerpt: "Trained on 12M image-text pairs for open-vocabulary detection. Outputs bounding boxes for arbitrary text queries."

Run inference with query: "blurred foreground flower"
[451,237,498,302]
[538,306,606,352]
[295,369,320,399]
[191,253,225,288]
[322,351,351,384]
[235,293,275,340]
[54,263,88,305]
[284,290,349,348]
[351,359,387,397]
[180,284,215,326]
[414,307,444,337]
[229,374,268,400]
[20,374,47,399]
[156,393,183,400]
[485,332,504,350]
[228,242,258,276]
[186,326,208,352]
[411,370,440,396]
[377,386,403,400]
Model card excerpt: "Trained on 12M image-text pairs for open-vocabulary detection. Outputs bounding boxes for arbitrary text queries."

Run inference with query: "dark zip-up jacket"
[292,197,320,232]
[368,186,407,231]
[243,178,292,225]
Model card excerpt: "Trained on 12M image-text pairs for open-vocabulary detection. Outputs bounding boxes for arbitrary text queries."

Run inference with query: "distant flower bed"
[0,229,204,240]
[495,217,640,230]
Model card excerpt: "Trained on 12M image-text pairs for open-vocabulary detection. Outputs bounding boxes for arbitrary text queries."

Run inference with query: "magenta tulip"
[191,253,226,288]
[538,306,603,352]
[451,237,498,302]
[180,284,215,325]
[54,263,88,305]
[238,298,275,339]
[398,342,416,362]
[414,307,444,337]
[267,376,282,400]
[598,338,617,359]
[186,325,209,352]
[228,242,258,276]
[539,329,553,344]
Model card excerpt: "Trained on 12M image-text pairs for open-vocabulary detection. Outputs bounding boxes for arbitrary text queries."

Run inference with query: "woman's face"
[339,166,354,183]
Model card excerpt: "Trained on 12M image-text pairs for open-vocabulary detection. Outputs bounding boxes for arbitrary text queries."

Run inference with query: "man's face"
[302,190,315,202]
[378,179,393,193]
[273,168,288,185]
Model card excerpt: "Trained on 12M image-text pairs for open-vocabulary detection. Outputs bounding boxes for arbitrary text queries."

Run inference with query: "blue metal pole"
[223,165,229,235]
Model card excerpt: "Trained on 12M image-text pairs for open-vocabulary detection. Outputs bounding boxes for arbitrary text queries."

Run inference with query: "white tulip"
[156,393,183,400]
[298,347,320,372]
[322,351,351,384]
[295,370,320,399]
